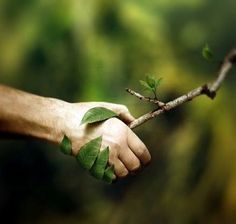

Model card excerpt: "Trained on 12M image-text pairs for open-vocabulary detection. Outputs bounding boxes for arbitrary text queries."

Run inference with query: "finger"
[112,104,135,124]
[118,148,141,172]
[110,159,129,178]
[119,111,135,124]
[127,129,151,165]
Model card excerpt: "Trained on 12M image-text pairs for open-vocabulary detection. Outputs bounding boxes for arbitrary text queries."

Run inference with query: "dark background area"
[0,0,236,223]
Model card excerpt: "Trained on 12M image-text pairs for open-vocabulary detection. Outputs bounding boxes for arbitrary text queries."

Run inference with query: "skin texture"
[0,85,151,179]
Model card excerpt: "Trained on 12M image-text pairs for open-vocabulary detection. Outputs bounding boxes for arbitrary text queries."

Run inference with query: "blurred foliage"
[0,0,236,223]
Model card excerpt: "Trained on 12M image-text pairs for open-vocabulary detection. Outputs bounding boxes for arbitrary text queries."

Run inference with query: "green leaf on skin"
[76,136,102,170]
[90,146,109,179]
[103,165,116,184]
[60,135,72,155]
[80,107,117,125]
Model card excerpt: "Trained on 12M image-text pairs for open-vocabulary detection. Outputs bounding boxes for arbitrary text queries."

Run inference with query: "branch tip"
[128,47,234,129]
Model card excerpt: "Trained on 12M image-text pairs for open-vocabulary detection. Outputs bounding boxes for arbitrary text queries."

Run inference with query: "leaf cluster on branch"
[128,46,236,129]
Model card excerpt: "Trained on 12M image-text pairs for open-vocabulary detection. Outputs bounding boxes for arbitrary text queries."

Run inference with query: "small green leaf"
[60,135,72,155]
[90,147,109,179]
[155,77,163,89]
[76,136,102,170]
[81,107,117,125]
[139,80,154,92]
[202,43,213,60]
[103,165,116,184]
[140,75,163,99]
[146,75,156,88]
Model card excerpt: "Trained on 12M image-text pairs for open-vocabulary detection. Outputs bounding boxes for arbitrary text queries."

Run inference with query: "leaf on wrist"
[90,146,109,180]
[103,165,116,184]
[60,135,72,155]
[76,136,102,170]
[80,107,117,125]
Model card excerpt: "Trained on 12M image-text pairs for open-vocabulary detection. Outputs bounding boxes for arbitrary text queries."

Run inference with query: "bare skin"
[0,85,151,179]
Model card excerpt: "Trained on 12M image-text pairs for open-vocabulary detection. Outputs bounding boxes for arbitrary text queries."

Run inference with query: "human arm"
[0,85,151,178]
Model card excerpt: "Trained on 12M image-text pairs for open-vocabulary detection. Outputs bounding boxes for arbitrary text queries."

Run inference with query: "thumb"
[112,104,135,124]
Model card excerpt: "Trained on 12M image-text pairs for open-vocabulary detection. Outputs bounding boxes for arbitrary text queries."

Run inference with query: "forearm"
[0,85,66,143]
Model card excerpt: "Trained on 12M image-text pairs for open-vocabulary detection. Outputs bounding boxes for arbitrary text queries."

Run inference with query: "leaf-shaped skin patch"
[80,107,117,125]
[90,147,109,180]
[76,136,102,170]
[103,165,116,184]
[60,135,72,155]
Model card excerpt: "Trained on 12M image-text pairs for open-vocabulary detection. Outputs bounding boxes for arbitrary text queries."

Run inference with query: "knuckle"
[116,167,128,178]
[140,147,149,156]
[131,149,143,160]
[141,149,151,164]
[119,104,129,113]
[109,142,121,153]
[108,151,118,163]
[136,146,146,157]
[129,158,141,171]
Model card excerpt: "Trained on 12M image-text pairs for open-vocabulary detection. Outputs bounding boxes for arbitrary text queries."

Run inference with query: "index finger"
[114,105,135,124]
[127,129,151,165]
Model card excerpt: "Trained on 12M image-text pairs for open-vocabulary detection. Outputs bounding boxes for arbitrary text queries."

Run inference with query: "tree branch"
[128,48,236,129]
[126,88,165,107]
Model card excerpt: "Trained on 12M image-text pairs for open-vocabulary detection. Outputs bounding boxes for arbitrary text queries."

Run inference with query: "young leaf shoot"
[202,43,214,61]
[140,74,163,99]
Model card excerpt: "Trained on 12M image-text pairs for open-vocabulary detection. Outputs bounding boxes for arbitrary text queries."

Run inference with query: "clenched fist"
[59,102,151,179]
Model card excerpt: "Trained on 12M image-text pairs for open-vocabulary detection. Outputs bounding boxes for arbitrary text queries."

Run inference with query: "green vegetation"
[202,43,214,61]
[60,135,72,155]
[0,0,236,223]
[140,75,163,98]
[76,136,102,170]
[80,107,117,125]
[90,147,110,180]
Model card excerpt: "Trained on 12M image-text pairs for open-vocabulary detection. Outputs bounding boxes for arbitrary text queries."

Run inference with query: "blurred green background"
[0,0,236,223]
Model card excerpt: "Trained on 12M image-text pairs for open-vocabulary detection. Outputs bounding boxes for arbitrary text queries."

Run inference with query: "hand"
[0,85,151,180]
[56,102,151,179]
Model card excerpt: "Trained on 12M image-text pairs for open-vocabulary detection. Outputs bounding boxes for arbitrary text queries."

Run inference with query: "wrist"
[45,99,87,147]
[40,97,72,145]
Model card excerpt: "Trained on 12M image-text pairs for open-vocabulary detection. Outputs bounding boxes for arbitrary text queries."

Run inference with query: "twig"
[126,88,165,107]
[128,48,236,129]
